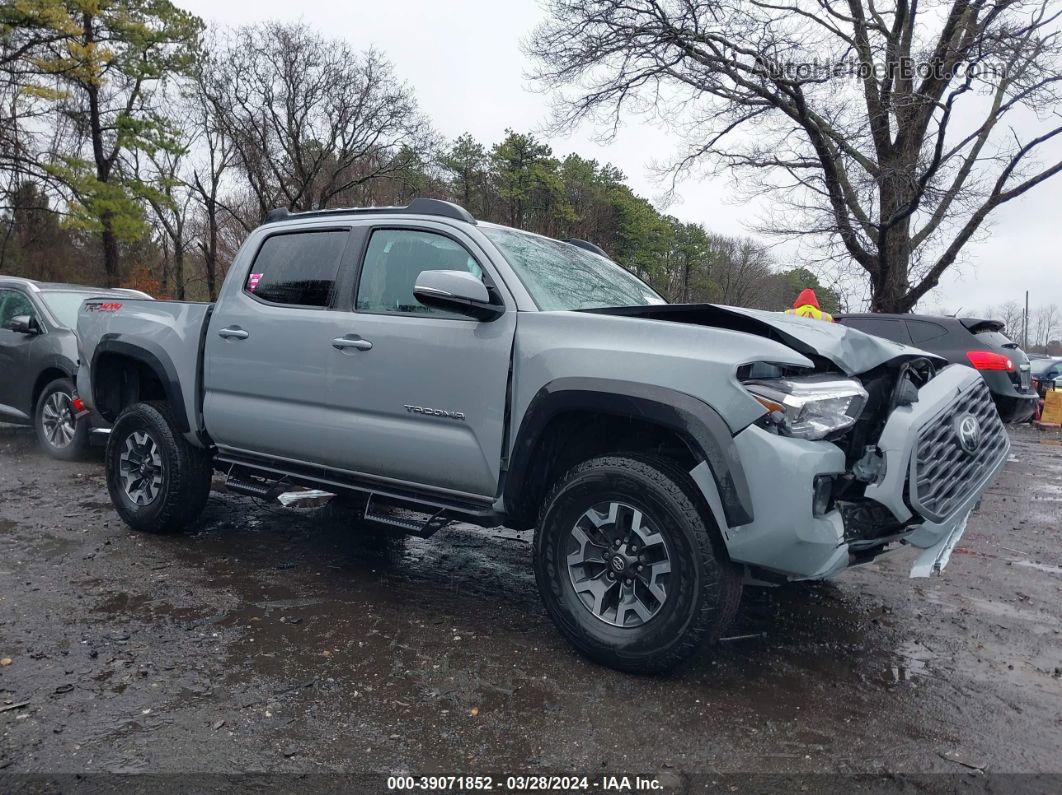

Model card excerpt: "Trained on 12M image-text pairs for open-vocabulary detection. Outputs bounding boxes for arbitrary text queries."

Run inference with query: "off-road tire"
[34,378,89,460]
[105,401,212,534]
[533,454,742,673]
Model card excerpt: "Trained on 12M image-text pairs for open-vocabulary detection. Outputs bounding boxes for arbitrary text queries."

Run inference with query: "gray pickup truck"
[76,198,1008,672]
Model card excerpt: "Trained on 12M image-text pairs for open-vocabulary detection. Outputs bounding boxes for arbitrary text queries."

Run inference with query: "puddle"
[93,591,212,624]
[79,500,114,511]
[1022,481,1062,500]
[1011,560,1062,575]
[885,640,934,683]
[958,595,1062,630]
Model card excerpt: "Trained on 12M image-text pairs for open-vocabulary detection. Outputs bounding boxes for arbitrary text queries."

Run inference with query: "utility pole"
[1024,290,1029,350]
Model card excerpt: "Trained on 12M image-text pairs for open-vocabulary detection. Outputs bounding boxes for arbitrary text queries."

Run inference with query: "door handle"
[332,335,372,351]
[218,327,249,340]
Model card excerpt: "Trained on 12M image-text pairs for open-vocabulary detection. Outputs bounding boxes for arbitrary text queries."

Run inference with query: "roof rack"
[568,239,611,259]
[261,197,476,226]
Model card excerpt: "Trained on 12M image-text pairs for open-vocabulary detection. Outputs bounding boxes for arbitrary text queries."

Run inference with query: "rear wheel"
[105,402,212,534]
[34,378,88,460]
[533,454,741,673]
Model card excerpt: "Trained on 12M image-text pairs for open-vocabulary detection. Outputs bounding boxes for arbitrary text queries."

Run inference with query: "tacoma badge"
[404,405,466,421]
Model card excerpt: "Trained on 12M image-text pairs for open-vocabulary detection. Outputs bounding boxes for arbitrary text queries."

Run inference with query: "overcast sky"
[180,0,1061,316]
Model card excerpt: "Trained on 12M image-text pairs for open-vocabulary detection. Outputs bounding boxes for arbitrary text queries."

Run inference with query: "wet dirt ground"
[1,423,1060,784]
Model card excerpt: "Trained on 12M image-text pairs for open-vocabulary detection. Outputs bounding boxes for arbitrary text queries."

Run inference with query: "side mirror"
[413,270,504,322]
[2,315,40,335]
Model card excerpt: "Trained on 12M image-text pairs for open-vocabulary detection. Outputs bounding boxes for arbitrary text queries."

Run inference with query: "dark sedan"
[835,313,1038,424]
[0,277,151,458]
[1029,357,1062,399]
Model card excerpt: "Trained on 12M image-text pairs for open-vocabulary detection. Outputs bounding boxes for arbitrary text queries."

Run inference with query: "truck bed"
[76,298,214,440]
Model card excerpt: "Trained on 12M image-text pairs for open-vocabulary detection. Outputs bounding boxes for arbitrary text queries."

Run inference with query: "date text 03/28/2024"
[386,775,665,791]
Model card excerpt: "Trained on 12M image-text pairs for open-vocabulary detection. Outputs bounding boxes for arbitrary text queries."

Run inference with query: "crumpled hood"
[581,303,945,375]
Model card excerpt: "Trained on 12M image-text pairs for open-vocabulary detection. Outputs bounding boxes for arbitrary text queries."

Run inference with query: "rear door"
[203,224,361,466]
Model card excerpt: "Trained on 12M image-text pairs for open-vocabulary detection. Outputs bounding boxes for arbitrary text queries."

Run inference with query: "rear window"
[973,330,1018,349]
[246,230,348,307]
[38,291,103,329]
[839,317,912,344]
[906,319,948,344]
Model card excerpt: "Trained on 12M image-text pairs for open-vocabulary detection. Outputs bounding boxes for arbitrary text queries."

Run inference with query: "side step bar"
[222,465,457,539]
[362,494,451,539]
[214,451,506,527]
[225,475,282,501]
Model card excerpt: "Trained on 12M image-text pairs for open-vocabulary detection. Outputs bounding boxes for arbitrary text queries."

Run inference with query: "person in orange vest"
[785,288,834,322]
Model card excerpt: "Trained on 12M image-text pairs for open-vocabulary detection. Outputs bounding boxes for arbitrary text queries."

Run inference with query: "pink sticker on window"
[247,273,263,292]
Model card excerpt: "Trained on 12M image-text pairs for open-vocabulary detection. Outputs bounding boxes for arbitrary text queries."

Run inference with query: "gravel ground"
[0,422,1060,788]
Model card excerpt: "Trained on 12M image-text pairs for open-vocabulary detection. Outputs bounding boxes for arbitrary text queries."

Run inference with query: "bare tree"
[140,142,195,300]
[201,23,430,218]
[986,299,1024,337]
[712,236,776,306]
[184,48,240,300]
[1033,302,1059,346]
[528,0,1062,312]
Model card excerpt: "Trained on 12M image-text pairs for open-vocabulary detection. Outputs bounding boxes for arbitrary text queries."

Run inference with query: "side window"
[842,317,912,344]
[356,229,483,318]
[907,319,948,344]
[244,230,348,308]
[0,289,35,327]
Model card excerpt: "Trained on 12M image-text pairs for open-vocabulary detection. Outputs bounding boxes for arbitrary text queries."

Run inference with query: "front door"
[326,223,517,497]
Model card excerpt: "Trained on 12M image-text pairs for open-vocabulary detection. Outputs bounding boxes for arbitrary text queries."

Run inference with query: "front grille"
[909,379,1007,522]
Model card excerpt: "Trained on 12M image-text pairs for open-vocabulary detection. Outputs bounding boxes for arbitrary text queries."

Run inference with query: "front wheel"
[34,378,89,460]
[105,402,212,534]
[533,455,741,673]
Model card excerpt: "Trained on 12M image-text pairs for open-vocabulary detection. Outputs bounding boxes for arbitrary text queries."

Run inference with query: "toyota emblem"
[956,414,981,455]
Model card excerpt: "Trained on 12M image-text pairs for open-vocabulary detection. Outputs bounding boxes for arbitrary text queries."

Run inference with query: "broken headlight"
[744,375,868,441]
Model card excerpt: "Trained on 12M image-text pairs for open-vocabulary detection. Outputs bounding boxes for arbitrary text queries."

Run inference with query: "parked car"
[835,313,1037,423]
[76,198,1009,673]
[0,277,151,459]
[1030,357,1062,398]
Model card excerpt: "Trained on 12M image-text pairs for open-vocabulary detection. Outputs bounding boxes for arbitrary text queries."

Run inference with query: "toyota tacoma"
[75,198,1009,673]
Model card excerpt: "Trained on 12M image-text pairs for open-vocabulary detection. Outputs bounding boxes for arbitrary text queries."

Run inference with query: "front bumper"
[714,364,1008,581]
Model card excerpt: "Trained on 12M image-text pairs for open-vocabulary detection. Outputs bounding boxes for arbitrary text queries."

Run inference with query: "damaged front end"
[731,351,1007,580]
[586,302,1010,581]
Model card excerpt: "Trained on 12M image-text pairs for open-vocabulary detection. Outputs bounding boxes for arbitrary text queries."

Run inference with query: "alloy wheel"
[119,431,164,506]
[566,501,672,627]
[41,391,76,448]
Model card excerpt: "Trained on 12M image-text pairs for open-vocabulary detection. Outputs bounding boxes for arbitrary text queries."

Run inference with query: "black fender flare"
[504,378,753,529]
[92,336,190,432]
